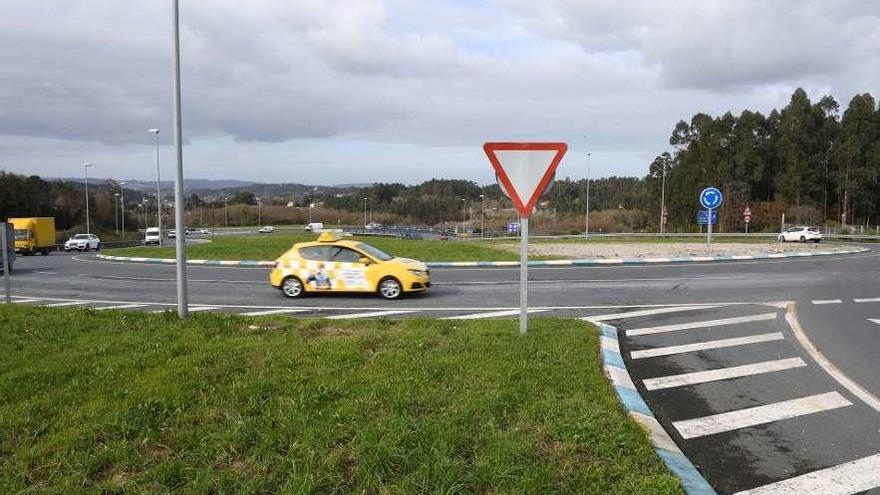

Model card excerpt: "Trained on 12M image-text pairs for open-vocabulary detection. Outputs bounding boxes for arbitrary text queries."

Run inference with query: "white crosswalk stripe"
[854,297,880,303]
[642,357,807,391]
[733,452,880,495]
[630,332,785,360]
[444,309,547,320]
[325,310,414,319]
[582,305,719,322]
[868,319,880,326]
[812,299,843,305]
[241,309,309,316]
[626,312,777,337]
[673,391,851,439]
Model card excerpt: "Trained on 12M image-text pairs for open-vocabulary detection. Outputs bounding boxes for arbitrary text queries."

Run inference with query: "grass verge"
[105,234,532,262]
[0,306,682,495]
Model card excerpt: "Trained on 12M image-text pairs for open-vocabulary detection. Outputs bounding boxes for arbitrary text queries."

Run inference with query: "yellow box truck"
[11,217,56,255]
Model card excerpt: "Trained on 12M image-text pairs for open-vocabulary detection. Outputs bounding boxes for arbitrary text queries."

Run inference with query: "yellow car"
[269,232,430,299]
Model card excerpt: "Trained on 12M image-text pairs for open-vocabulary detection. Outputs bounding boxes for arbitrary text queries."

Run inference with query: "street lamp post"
[585,152,591,239]
[461,198,467,234]
[119,182,127,234]
[149,128,161,245]
[257,197,262,228]
[170,0,188,318]
[141,198,148,228]
[114,193,120,233]
[224,197,229,226]
[480,194,485,238]
[660,158,667,235]
[363,197,368,228]
[83,163,92,234]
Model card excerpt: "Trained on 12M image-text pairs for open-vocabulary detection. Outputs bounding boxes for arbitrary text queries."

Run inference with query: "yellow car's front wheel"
[378,277,403,300]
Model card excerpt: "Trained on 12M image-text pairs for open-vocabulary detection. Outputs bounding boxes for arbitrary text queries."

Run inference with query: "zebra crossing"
[601,304,880,495]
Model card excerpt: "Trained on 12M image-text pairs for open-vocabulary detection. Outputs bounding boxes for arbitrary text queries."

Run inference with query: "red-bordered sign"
[483,142,567,218]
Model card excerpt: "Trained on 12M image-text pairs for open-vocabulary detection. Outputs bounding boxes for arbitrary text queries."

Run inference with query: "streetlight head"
[120,181,127,186]
[148,129,160,135]
[84,162,92,167]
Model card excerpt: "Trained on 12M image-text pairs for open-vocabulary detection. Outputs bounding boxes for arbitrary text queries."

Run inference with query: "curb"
[595,322,717,495]
[96,246,870,268]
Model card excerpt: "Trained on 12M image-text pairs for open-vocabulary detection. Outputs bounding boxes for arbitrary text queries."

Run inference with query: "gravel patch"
[495,242,838,259]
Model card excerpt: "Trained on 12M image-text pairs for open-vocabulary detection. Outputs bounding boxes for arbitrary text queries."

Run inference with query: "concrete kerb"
[96,246,870,268]
[595,322,717,495]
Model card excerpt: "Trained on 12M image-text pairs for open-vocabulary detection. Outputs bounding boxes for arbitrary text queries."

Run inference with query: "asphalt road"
[6,247,880,494]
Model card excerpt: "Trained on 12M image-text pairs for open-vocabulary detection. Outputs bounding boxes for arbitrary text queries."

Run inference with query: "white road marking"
[869,319,880,326]
[733,452,880,495]
[630,332,784,360]
[93,304,148,311]
[854,297,880,303]
[43,301,88,307]
[444,309,548,320]
[626,312,778,337]
[11,299,40,304]
[642,357,807,391]
[812,299,843,305]
[325,310,414,320]
[583,305,719,322]
[674,391,851,439]
[786,308,880,413]
[187,306,220,313]
[241,309,309,316]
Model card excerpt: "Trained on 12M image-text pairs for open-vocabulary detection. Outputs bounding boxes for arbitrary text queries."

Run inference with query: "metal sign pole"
[519,215,529,335]
[2,223,11,304]
[707,208,713,245]
[171,0,189,318]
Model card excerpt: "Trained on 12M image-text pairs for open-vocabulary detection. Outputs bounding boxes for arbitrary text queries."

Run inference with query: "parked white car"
[168,229,177,239]
[778,226,822,243]
[144,227,161,245]
[258,226,275,233]
[64,233,101,251]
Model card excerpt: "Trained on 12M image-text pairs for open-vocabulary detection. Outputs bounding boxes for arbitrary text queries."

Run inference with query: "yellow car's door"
[326,246,375,292]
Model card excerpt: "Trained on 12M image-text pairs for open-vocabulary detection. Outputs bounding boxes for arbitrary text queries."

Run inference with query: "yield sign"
[483,142,567,217]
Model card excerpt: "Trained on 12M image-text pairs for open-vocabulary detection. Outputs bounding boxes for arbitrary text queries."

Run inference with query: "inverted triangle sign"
[483,142,568,217]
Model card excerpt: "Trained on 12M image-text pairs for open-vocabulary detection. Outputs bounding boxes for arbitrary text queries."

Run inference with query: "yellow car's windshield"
[357,242,393,261]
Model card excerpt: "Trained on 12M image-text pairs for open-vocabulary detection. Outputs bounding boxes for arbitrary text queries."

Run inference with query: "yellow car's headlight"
[408,269,427,277]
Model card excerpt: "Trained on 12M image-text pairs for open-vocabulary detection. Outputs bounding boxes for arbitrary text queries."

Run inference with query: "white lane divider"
[626,312,778,337]
[812,299,843,305]
[325,310,414,320]
[444,309,548,320]
[582,305,718,322]
[241,309,309,317]
[630,332,785,360]
[11,299,40,304]
[93,304,148,311]
[673,391,851,440]
[642,357,807,391]
[733,452,880,495]
[854,297,880,303]
[43,301,88,308]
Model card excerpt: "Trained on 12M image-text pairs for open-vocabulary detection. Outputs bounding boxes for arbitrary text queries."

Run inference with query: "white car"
[64,233,101,251]
[778,226,822,243]
[168,229,177,239]
[258,226,275,233]
[199,228,210,234]
[144,227,161,245]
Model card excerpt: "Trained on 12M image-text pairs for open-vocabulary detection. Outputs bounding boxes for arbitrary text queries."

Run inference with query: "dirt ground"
[496,241,837,259]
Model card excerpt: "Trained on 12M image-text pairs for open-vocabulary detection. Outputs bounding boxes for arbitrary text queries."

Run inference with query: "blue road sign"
[700,187,723,210]
[697,210,718,225]
[507,222,519,233]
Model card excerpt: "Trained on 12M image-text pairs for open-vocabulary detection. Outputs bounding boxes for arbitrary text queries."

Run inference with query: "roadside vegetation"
[0,306,683,495]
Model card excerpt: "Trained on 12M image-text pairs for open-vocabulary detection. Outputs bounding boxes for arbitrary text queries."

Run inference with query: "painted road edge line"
[732,452,880,495]
[786,303,880,413]
[95,245,870,268]
[593,321,717,495]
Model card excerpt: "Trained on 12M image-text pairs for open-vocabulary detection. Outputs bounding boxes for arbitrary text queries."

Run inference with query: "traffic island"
[0,305,683,494]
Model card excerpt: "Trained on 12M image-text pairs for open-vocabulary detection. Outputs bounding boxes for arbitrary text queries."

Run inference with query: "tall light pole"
[363,197,368,228]
[119,182,127,234]
[83,162,92,234]
[171,0,188,318]
[149,128,161,245]
[114,193,120,233]
[224,197,229,226]
[660,157,667,235]
[480,194,485,238]
[141,198,148,228]
[585,152,591,239]
[257,197,262,227]
[461,198,467,233]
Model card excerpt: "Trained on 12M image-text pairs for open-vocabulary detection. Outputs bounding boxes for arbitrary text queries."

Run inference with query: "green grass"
[0,306,683,495]
[106,234,530,262]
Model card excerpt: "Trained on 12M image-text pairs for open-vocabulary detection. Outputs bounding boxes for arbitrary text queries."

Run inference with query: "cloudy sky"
[2,1,878,185]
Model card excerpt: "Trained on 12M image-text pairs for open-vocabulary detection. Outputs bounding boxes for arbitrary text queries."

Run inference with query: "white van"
[305,222,324,232]
[144,227,161,245]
